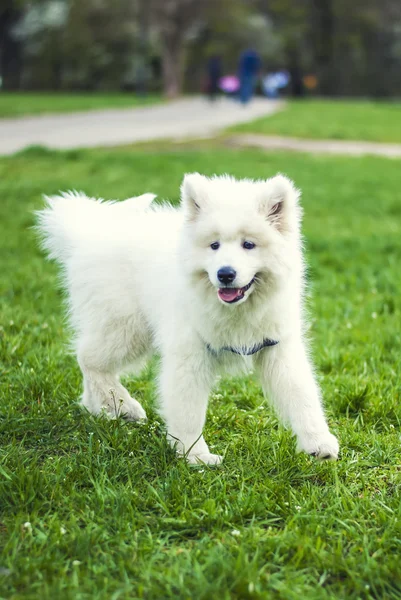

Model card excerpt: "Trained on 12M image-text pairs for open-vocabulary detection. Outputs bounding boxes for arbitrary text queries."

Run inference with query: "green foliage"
[0,92,161,118]
[8,0,146,91]
[1,144,401,598]
[63,0,142,91]
[231,99,401,143]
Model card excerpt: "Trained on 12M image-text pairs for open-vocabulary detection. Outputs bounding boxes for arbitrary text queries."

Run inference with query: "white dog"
[37,173,339,465]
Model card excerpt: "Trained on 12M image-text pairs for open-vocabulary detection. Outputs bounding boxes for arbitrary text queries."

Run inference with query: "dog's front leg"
[255,339,339,459]
[159,345,222,465]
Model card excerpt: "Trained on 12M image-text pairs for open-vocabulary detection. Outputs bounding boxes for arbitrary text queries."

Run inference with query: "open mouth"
[217,278,255,304]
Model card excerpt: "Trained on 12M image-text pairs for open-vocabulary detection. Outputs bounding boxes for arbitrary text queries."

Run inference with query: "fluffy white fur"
[37,174,339,465]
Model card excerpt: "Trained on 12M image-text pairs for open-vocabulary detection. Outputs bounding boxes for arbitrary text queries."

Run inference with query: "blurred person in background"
[206,55,222,101]
[238,48,261,104]
[218,74,240,98]
[262,70,290,98]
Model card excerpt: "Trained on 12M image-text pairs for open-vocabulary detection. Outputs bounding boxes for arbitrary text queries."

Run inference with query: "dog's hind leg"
[77,316,150,421]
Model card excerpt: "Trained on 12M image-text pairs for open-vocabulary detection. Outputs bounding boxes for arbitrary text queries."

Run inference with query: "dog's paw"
[98,397,147,421]
[297,431,339,460]
[119,397,147,422]
[186,452,223,466]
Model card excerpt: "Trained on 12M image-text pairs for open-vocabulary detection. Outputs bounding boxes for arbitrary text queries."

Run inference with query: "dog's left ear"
[181,173,209,220]
[258,174,301,233]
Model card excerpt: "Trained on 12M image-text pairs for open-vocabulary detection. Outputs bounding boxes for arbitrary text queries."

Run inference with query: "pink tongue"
[218,288,241,302]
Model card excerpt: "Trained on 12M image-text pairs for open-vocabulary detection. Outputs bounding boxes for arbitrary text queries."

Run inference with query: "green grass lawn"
[1,144,401,599]
[0,92,161,119]
[231,99,401,143]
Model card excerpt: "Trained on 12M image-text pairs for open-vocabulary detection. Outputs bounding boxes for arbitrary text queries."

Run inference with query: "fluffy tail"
[36,190,156,263]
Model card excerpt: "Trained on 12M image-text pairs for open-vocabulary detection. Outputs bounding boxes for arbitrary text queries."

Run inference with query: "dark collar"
[207,338,279,357]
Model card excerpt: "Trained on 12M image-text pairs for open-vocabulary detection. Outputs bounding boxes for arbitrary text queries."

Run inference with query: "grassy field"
[1,143,401,599]
[230,99,401,143]
[0,93,161,119]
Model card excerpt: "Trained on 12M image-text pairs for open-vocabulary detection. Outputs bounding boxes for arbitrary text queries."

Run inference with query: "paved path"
[228,133,401,158]
[0,97,284,155]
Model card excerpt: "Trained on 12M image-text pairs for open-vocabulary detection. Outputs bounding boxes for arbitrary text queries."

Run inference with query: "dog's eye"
[243,241,255,250]
[210,242,220,250]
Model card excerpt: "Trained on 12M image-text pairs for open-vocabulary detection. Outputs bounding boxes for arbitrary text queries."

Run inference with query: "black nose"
[217,266,237,285]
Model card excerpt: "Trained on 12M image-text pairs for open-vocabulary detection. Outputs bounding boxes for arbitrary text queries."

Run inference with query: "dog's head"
[180,173,302,306]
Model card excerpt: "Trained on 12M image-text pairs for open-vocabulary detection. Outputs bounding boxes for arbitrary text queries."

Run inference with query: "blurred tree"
[63,0,139,90]
[0,0,24,89]
[145,0,284,97]
[258,0,401,97]
[12,0,142,90]
[142,0,209,98]
[12,0,68,88]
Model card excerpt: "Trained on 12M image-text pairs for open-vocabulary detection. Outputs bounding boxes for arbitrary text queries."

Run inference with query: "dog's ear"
[181,173,209,220]
[258,174,301,233]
